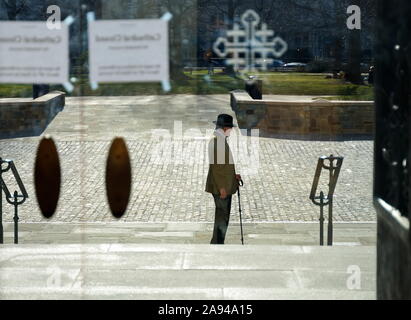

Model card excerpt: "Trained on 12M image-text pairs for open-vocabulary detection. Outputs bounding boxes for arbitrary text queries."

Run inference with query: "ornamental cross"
[213,9,288,72]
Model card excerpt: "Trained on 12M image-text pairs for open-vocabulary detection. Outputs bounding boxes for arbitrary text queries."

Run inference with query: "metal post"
[319,191,324,246]
[327,160,334,246]
[0,159,27,244]
[0,177,3,244]
[13,191,19,244]
[310,155,343,246]
[238,179,245,245]
[0,157,10,244]
[327,197,333,246]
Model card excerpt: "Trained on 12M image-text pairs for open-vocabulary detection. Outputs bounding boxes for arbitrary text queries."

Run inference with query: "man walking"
[206,114,241,244]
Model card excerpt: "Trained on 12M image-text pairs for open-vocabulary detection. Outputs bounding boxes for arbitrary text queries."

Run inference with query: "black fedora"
[213,114,236,128]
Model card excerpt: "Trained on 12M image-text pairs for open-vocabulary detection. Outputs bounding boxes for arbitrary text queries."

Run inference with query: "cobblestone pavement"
[0,95,375,223]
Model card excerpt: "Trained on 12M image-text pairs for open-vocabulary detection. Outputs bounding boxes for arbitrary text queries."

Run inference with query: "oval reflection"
[106,137,132,218]
[34,136,61,219]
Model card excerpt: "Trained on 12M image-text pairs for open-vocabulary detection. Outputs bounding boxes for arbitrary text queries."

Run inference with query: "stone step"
[0,244,376,299]
[1,222,377,246]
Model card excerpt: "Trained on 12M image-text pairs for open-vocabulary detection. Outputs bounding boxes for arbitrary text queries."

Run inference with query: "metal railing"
[0,158,28,244]
[309,154,344,246]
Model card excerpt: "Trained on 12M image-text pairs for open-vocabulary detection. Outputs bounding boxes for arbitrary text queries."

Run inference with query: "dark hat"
[213,114,236,127]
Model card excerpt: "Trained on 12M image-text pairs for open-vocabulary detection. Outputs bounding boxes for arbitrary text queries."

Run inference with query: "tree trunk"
[224,0,237,76]
[346,28,363,84]
[332,1,345,75]
[345,0,363,84]
[169,14,191,81]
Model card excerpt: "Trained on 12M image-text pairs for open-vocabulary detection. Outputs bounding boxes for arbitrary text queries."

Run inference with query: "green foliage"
[0,84,32,98]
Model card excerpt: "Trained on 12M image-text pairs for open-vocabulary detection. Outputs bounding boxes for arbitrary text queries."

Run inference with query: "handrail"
[0,157,28,244]
[309,154,344,246]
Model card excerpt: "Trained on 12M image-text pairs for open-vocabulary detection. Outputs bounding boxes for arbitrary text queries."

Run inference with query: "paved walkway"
[0,243,376,299]
[0,95,375,223]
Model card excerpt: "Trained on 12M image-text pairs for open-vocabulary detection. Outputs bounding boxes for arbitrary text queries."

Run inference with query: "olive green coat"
[205,135,238,195]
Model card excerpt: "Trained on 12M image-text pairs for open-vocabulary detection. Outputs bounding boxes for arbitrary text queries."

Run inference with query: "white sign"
[0,21,69,84]
[88,19,169,84]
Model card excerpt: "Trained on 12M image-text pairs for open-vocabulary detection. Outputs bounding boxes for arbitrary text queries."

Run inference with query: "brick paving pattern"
[0,95,375,223]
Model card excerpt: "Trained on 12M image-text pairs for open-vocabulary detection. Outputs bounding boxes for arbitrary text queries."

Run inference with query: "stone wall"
[231,91,374,139]
[0,91,65,139]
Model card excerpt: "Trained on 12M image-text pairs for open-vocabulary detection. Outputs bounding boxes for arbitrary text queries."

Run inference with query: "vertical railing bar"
[13,191,19,244]
[0,158,28,244]
[310,155,344,246]
[319,191,324,246]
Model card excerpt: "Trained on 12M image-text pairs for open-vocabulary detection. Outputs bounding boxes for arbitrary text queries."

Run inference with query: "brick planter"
[231,90,374,139]
[0,91,65,139]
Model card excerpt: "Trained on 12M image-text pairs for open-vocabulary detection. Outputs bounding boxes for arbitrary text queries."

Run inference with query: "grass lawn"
[0,84,33,98]
[0,71,374,101]
[256,73,374,100]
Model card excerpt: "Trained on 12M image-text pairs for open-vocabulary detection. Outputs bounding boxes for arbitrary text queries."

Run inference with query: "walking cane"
[238,179,244,245]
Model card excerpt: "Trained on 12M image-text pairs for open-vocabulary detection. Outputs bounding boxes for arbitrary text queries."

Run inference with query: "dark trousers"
[210,194,232,244]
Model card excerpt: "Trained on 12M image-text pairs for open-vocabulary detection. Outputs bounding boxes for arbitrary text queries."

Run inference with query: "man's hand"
[235,174,242,181]
[219,188,227,199]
